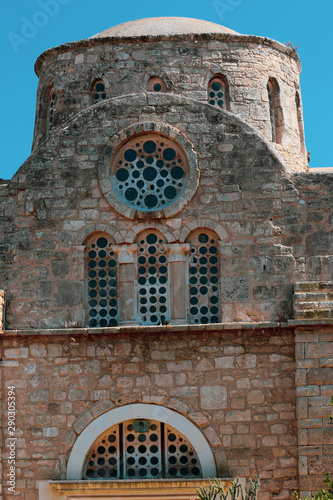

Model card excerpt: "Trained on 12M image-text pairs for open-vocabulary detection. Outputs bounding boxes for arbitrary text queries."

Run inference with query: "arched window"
[91,79,107,104]
[47,86,55,136]
[208,76,228,110]
[267,77,283,144]
[295,91,305,155]
[85,233,118,327]
[147,76,167,93]
[135,230,169,325]
[186,230,220,324]
[83,418,202,480]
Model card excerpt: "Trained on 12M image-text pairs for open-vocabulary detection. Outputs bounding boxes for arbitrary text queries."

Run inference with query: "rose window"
[111,134,188,212]
[83,419,202,480]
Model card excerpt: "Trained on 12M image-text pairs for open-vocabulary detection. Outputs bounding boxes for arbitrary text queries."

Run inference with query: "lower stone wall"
[0,326,297,499]
[295,325,333,497]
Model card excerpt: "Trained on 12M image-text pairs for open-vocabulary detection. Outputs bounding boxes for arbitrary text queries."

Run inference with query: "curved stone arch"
[74,223,121,245]
[98,121,199,220]
[180,219,229,243]
[129,222,174,244]
[66,403,216,480]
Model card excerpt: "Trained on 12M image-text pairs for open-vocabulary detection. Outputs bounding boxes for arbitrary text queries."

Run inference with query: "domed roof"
[91,17,239,38]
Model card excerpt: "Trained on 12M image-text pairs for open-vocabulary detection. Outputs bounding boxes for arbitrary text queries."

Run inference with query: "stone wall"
[0,325,297,499]
[33,35,307,171]
[292,172,333,282]
[1,94,305,329]
[295,325,333,497]
[293,282,333,320]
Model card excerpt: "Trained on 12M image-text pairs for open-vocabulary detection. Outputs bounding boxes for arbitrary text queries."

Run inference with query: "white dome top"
[91,17,239,38]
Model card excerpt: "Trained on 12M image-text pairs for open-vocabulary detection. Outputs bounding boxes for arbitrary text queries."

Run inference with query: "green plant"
[293,474,333,500]
[195,477,260,500]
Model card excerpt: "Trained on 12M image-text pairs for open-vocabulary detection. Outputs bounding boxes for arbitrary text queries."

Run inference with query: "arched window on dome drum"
[208,76,228,110]
[186,230,220,325]
[85,234,118,328]
[295,91,305,155]
[91,79,107,104]
[135,231,169,326]
[267,77,283,144]
[47,86,55,137]
[147,76,167,93]
[83,418,202,480]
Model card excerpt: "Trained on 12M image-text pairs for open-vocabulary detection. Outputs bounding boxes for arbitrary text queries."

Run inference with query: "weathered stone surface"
[200,385,227,409]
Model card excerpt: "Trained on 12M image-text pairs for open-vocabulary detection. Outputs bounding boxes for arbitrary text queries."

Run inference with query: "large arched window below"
[186,230,220,324]
[135,231,169,325]
[83,418,202,480]
[85,233,118,328]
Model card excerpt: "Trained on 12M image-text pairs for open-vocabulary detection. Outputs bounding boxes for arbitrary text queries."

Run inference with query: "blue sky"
[1,0,332,180]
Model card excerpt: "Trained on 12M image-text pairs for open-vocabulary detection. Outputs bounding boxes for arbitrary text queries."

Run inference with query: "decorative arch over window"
[208,75,228,110]
[91,78,107,104]
[295,90,306,155]
[186,230,220,324]
[66,403,216,480]
[147,76,167,93]
[135,230,169,325]
[267,77,284,144]
[85,233,118,328]
[46,85,55,137]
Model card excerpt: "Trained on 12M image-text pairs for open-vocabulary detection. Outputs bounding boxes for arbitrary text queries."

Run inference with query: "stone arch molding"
[66,403,216,479]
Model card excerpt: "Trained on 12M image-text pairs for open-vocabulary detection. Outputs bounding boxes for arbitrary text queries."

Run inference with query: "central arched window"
[186,230,220,324]
[135,231,169,325]
[83,418,202,480]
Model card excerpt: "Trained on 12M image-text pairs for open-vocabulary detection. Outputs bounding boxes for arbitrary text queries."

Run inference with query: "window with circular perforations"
[208,77,228,110]
[136,231,169,325]
[110,134,188,212]
[147,77,167,93]
[92,79,107,104]
[187,231,220,324]
[86,234,118,328]
[83,419,202,480]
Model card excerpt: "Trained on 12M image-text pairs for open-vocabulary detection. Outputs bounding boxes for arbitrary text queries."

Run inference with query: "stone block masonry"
[1,326,298,499]
[293,282,333,320]
[295,325,333,498]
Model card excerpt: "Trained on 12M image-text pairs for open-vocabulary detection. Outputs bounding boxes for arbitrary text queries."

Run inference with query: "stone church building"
[0,16,332,500]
